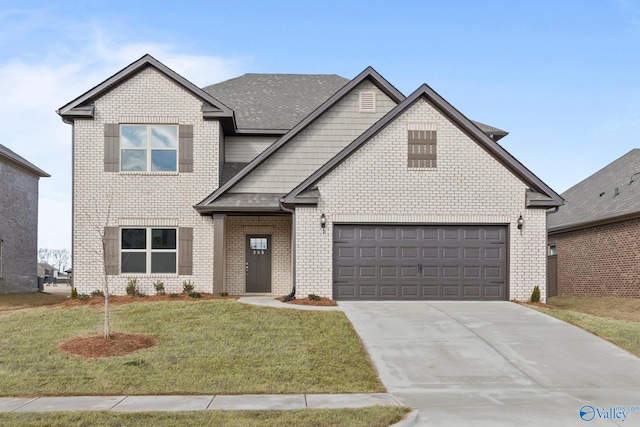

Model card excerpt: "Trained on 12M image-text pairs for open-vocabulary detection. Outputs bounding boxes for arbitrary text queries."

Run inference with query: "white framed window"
[120,125,178,172]
[359,91,376,113]
[0,239,3,278]
[121,228,177,274]
[548,244,557,256]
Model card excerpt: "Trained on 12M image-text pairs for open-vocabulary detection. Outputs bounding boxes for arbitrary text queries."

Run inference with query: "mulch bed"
[60,293,235,307]
[277,296,337,306]
[58,333,156,358]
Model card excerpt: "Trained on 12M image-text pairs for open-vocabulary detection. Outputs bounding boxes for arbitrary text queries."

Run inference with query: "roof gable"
[57,54,234,124]
[548,149,640,232]
[284,83,562,207]
[0,143,49,177]
[195,66,405,211]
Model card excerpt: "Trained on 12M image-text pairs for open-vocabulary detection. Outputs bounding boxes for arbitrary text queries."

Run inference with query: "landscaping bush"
[91,289,104,297]
[153,280,165,295]
[218,291,229,297]
[182,280,195,294]
[531,285,541,303]
[308,294,321,301]
[70,287,78,299]
[126,278,140,296]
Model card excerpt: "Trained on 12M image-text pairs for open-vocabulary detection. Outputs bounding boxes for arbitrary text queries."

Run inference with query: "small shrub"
[218,291,229,297]
[126,278,140,296]
[182,280,195,294]
[308,294,321,301]
[91,289,104,297]
[531,285,541,303]
[189,291,202,299]
[169,293,179,298]
[153,280,165,294]
[70,287,78,299]
[78,293,90,300]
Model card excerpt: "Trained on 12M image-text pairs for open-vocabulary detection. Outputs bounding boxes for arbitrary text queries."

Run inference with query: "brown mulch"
[277,296,338,306]
[58,333,156,358]
[60,293,236,307]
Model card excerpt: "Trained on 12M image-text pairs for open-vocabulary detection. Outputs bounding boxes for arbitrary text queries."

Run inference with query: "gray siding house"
[0,144,49,293]
[58,55,562,301]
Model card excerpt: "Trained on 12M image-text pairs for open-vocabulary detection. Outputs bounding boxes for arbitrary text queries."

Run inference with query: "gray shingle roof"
[203,74,349,130]
[0,143,50,177]
[548,149,640,231]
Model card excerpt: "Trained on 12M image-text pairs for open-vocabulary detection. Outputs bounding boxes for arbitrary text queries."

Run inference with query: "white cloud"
[0,32,249,251]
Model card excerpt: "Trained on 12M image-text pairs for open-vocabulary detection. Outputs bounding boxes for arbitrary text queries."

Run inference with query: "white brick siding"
[73,67,218,295]
[295,99,548,301]
[224,216,292,296]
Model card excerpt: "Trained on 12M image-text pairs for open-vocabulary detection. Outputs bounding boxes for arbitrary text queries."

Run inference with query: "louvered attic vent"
[359,91,376,113]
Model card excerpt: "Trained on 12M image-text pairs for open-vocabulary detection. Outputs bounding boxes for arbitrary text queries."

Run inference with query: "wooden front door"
[245,235,272,293]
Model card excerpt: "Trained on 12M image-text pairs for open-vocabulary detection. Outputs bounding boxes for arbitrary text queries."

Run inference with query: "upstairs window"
[408,123,437,168]
[120,125,178,172]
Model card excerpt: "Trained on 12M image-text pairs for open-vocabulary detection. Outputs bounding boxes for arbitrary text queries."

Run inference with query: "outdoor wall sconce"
[320,213,326,233]
[517,215,524,230]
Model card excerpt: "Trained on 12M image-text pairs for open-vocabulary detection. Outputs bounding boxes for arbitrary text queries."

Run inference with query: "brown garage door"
[333,225,507,300]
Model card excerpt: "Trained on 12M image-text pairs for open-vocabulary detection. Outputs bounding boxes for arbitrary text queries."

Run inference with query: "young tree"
[38,248,52,264]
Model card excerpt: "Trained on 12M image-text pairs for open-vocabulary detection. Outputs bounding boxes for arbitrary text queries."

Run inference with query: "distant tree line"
[38,248,71,273]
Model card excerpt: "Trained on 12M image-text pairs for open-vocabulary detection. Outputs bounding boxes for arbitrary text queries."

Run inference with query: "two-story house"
[0,144,49,293]
[58,55,562,301]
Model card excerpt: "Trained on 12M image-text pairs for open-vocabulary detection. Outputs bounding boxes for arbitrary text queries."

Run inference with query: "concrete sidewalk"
[0,393,401,413]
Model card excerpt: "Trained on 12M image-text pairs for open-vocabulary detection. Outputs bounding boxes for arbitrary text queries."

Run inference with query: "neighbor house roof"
[0,143,50,177]
[203,74,350,132]
[283,83,563,208]
[548,149,640,233]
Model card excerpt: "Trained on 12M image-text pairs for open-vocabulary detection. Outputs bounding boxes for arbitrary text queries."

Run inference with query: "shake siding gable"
[232,80,398,194]
[295,98,547,301]
[73,66,218,295]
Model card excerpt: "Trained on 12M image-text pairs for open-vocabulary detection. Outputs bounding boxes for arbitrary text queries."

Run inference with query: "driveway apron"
[339,301,640,426]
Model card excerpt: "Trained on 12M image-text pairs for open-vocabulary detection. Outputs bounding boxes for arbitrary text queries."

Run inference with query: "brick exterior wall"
[225,216,292,296]
[0,157,40,292]
[549,217,640,297]
[72,67,218,295]
[295,98,548,301]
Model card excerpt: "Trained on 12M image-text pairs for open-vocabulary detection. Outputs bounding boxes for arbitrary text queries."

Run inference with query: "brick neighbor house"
[0,144,49,293]
[57,54,562,301]
[548,149,640,297]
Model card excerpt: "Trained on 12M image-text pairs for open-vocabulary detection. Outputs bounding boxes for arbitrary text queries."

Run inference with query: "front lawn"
[0,299,384,396]
[531,296,640,357]
[0,407,411,427]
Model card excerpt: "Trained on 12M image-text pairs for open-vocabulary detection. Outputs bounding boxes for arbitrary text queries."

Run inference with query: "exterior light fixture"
[320,213,326,233]
[517,215,524,230]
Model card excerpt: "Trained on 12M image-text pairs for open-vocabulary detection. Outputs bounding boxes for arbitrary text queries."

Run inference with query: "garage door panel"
[333,225,507,300]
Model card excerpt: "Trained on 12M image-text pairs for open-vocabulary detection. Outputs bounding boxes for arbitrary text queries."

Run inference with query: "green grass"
[0,300,383,396]
[0,292,67,314]
[0,407,411,427]
[531,297,640,357]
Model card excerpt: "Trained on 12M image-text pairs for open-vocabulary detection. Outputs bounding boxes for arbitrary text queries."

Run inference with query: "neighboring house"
[57,54,562,301]
[0,144,50,293]
[548,149,640,297]
[37,263,58,283]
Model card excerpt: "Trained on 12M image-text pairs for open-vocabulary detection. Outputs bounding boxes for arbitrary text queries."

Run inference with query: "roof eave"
[549,211,640,235]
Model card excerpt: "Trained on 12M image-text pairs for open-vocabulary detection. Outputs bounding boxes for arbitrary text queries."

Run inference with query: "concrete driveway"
[339,301,640,426]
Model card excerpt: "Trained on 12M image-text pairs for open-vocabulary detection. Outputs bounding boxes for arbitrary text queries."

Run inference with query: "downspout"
[280,202,296,301]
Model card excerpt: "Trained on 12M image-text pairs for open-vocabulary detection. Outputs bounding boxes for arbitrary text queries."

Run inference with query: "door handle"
[245,262,249,274]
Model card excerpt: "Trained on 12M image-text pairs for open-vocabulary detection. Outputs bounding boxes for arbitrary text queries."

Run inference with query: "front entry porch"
[213,215,292,297]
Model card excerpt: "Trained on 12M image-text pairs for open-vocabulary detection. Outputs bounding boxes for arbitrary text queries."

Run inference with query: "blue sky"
[1,0,639,251]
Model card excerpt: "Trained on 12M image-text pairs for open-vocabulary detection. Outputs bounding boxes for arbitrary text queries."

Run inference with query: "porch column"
[212,214,226,294]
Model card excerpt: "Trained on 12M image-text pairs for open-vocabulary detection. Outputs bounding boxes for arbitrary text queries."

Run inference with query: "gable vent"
[359,91,376,113]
